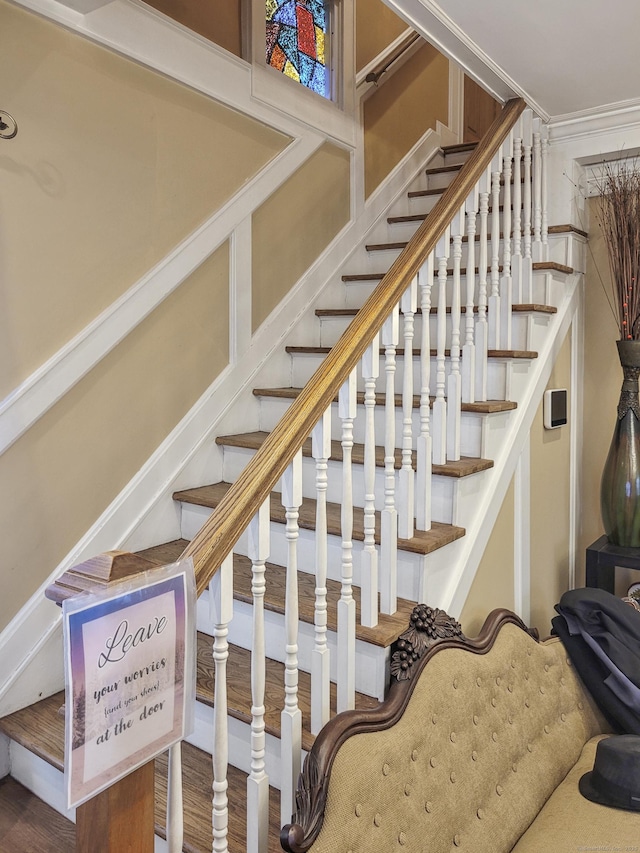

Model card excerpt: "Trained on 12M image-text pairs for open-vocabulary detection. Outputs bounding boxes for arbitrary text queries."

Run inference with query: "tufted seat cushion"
[511,734,640,851]
[304,624,606,853]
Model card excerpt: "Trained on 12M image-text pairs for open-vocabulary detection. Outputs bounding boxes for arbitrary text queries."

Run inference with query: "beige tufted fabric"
[306,625,608,853]
[511,734,640,851]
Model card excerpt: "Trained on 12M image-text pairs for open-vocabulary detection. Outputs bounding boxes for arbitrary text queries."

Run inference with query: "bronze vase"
[600,339,640,547]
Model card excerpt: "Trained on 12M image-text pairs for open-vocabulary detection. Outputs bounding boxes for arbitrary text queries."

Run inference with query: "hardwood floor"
[0,777,75,853]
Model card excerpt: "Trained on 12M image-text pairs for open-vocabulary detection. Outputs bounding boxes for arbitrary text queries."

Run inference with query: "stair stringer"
[0,123,456,720]
[427,269,584,619]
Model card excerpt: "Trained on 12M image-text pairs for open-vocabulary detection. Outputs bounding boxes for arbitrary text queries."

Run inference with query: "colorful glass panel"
[266,0,328,97]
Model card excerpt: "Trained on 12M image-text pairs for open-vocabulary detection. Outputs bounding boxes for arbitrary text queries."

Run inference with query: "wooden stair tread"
[532,260,573,274]
[548,223,588,238]
[216,430,493,479]
[341,272,386,282]
[318,303,556,317]
[0,692,65,771]
[196,634,379,752]
[0,694,283,852]
[425,163,463,176]
[230,552,416,647]
[253,386,517,415]
[342,263,573,279]
[136,536,422,647]
[513,303,557,314]
[173,481,466,556]
[408,177,523,199]
[388,206,504,224]
[406,187,444,198]
[365,240,408,252]
[366,234,507,252]
[441,142,477,155]
[155,740,283,853]
[0,776,75,853]
[286,345,537,360]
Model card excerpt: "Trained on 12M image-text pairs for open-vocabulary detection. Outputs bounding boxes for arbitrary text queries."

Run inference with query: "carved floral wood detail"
[390,604,464,681]
[280,606,534,852]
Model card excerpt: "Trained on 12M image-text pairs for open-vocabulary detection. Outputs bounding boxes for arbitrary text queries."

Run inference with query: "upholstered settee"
[281,607,640,852]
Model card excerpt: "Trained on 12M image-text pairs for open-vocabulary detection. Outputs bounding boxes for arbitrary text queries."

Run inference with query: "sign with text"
[63,559,196,809]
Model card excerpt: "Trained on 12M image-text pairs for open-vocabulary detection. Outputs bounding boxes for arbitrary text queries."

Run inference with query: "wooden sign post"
[48,551,195,852]
[76,761,155,853]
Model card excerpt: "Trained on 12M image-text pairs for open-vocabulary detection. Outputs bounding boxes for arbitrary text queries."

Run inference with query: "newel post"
[46,551,158,853]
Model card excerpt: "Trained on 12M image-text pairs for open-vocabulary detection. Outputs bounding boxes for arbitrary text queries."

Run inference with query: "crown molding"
[549,98,640,146]
[382,0,549,121]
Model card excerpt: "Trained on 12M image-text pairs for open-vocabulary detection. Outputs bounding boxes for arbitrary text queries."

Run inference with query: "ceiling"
[385,0,640,121]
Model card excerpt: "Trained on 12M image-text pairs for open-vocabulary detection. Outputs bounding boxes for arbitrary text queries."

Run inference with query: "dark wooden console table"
[585,534,640,593]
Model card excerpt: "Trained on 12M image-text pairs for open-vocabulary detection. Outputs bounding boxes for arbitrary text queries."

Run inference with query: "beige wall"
[0,2,302,633]
[142,0,244,57]
[1,0,287,397]
[0,244,229,631]
[529,331,572,635]
[363,43,448,197]
[460,479,515,637]
[580,199,632,592]
[251,142,351,330]
[355,0,408,72]
[461,332,575,639]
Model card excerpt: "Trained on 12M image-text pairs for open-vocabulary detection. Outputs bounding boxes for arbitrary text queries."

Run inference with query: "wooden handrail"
[364,31,421,85]
[182,97,526,596]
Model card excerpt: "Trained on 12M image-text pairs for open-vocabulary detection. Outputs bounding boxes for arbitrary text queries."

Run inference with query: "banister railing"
[364,31,421,85]
[45,93,551,853]
[181,97,526,596]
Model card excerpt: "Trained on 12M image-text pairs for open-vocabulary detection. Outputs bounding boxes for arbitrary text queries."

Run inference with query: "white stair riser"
[9,741,74,822]
[187,702,305,791]
[257,394,491,458]
[426,169,460,191]
[196,598,389,700]
[179,502,429,601]
[442,150,473,166]
[317,303,540,349]
[218,443,459,524]
[406,183,515,216]
[290,349,526,403]
[548,232,586,273]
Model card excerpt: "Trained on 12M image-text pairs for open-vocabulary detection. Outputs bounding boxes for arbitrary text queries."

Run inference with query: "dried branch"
[595,159,640,340]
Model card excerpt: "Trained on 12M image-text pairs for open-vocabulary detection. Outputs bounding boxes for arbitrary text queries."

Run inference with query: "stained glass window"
[266,0,329,98]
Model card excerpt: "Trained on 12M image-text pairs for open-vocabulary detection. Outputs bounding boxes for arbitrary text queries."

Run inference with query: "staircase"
[0,105,585,852]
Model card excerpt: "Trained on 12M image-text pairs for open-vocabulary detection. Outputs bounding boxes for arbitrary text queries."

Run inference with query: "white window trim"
[252,0,356,144]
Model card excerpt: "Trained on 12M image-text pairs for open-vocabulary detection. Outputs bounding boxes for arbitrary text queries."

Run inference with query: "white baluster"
[417,253,433,530]
[338,371,357,712]
[311,409,331,734]
[280,453,303,825]
[512,120,523,302]
[462,189,478,404]
[540,123,549,262]
[210,552,234,853]
[398,278,417,539]
[532,117,542,261]
[500,131,514,350]
[447,205,464,461]
[247,501,270,853]
[381,305,399,614]
[475,169,490,402]
[361,334,379,628]
[488,146,502,349]
[522,110,533,301]
[167,742,184,853]
[433,228,450,464]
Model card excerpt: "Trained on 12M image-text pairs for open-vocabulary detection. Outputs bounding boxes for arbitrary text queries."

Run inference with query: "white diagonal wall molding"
[0,132,323,456]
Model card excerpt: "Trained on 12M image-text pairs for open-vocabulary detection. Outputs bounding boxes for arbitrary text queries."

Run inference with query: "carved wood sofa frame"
[281,606,640,853]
